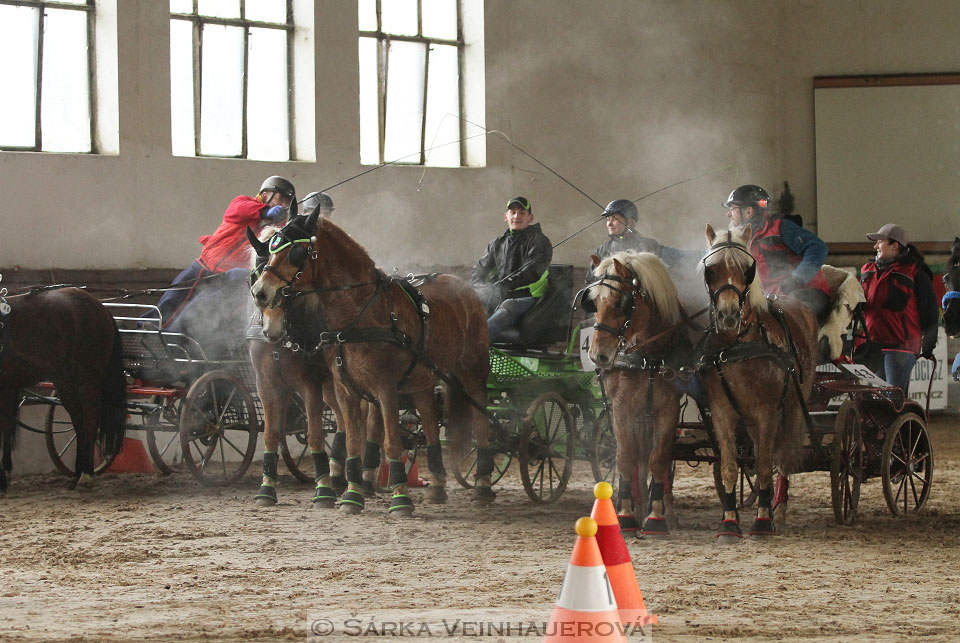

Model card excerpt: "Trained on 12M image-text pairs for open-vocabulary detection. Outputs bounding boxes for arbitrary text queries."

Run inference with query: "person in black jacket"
[470,196,552,341]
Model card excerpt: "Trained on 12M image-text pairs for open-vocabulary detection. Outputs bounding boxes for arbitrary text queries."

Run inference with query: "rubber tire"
[830,400,863,525]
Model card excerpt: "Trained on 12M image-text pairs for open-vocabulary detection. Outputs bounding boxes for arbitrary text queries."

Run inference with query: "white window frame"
[170,0,295,160]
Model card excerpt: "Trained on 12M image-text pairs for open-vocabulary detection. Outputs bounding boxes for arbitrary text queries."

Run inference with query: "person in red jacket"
[155,176,296,326]
[860,223,939,393]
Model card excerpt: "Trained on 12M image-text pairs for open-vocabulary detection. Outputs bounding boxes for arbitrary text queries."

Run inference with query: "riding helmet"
[723,184,771,211]
[259,176,296,199]
[603,199,638,222]
[301,191,335,214]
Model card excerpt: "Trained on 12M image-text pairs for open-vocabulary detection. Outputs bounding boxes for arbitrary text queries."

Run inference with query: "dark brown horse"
[585,252,687,536]
[248,209,491,515]
[0,286,126,491]
[700,225,817,542]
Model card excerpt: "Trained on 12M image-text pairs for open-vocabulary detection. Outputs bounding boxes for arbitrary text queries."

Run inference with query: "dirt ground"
[1,413,960,642]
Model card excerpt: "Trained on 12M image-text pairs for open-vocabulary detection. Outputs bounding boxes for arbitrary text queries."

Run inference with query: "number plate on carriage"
[838,362,888,387]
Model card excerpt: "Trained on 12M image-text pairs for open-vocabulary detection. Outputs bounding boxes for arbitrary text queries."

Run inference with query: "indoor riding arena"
[2,2,960,642]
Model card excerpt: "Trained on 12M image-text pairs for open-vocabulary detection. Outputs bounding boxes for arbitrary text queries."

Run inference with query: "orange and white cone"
[590,482,657,627]
[544,517,626,642]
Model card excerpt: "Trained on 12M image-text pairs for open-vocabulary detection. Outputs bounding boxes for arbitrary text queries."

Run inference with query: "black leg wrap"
[362,440,381,471]
[338,456,365,510]
[345,456,363,484]
[388,459,407,490]
[722,490,738,513]
[758,486,773,509]
[717,489,741,540]
[649,481,665,502]
[619,475,633,500]
[330,431,347,464]
[312,451,330,479]
[427,443,445,477]
[262,451,278,481]
[475,446,495,477]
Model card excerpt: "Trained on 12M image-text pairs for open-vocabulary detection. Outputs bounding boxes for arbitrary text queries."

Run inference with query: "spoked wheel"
[881,412,933,516]
[590,409,616,484]
[519,392,575,503]
[830,400,864,525]
[713,460,759,510]
[179,371,258,486]
[451,406,516,490]
[278,392,338,483]
[144,395,185,474]
[42,395,117,477]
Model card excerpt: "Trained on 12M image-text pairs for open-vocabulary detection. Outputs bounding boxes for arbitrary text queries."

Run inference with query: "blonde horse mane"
[703,227,768,313]
[592,251,682,327]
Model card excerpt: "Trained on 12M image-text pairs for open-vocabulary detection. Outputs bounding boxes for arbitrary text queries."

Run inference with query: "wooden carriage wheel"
[830,400,864,525]
[278,391,338,484]
[179,371,258,486]
[42,394,117,477]
[881,412,933,517]
[519,392,575,503]
[144,395,185,475]
[451,400,516,490]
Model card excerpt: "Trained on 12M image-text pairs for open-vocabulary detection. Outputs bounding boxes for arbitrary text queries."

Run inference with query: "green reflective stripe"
[514,269,549,298]
[269,238,311,255]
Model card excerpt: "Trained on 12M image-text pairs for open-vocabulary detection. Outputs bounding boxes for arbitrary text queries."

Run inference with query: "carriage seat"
[494,264,573,350]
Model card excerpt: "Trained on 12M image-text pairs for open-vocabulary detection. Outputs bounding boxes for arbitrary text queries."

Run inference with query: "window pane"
[383,40,426,162]
[358,37,379,165]
[0,5,38,148]
[247,27,288,161]
[170,19,195,156]
[381,0,417,36]
[358,0,377,31]
[198,0,239,19]
[245,0,286,23]
[199,24,243,156]
[424,44,459,167]
[422,0,456,39]
[170,0,193,13]
[54,0,90,4]
[41,9,90,152]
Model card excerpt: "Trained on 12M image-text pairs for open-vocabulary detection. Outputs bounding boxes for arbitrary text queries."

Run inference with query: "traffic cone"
[375,456,427,488]
[544,517,626,642]
[590,482,657,627]
[107,437,156,474]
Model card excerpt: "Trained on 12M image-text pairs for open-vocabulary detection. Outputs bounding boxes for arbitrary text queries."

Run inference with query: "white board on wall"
[814,76,960,243]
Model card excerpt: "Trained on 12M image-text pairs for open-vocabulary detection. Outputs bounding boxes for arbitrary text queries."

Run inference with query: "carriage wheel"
[278,392,338,483]
[179,371,258,486]
[42,396,117,477]
[144,395,185,475]
[451,405,516,489]
[830,400,864,525]
[590,409,616,484]
[712,460,759,510]
[881,412,933,517]
[519,392,575,503]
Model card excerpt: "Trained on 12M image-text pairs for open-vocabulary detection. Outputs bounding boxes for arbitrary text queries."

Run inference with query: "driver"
[301,191,335,219]
[724,184,831,323]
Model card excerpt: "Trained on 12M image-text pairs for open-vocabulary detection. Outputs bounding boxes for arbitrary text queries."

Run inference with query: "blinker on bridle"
[702,239,757,323]
[584,271,648,342]
[250,220,317,309]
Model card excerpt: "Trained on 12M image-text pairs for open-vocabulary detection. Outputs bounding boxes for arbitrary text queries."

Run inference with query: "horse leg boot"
[361,440,381,498]
[749,486,776,539]
[311,451,337,508]
[338,456,365,513]
[414,390,447,504]
[255,452,279,506]
[328,431,348,497]
[473,446,497,503]
[772,473,789,530]
[642,480,670,537]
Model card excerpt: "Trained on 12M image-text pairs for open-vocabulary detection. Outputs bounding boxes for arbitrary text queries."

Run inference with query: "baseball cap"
[506,196,532,212]
[866,223,909,246]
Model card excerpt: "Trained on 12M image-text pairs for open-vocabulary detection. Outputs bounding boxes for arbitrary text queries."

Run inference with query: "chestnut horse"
[0,286,126,491]
[699,224,817,542]
[249,208,491,515]
[585,252,691,537]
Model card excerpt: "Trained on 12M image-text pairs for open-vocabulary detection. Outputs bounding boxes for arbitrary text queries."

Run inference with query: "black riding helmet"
[259,175,297,216]
[723,184,771,214]
[301,191,334,215]
[603,199,638,222]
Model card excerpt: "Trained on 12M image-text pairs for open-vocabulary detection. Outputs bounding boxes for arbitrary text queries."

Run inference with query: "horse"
[585,251,691,537]
[0,286,126,491]
[699,224,818,542]
[818,265,866,362]
[248,208,491,516]
[941,237,960,339]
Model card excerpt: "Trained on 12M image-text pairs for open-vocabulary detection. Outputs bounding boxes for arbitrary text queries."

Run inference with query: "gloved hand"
[779,275,804,294]
[263,205,287,221]
[921,342,936,361]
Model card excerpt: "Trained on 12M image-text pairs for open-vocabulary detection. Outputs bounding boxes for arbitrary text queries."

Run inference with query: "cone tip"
[575,516,597,537]
[594,481,613,500]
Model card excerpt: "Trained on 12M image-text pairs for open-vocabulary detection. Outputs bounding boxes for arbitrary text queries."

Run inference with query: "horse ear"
[705,223,716,246]
[591,254,601,267]
[953,236,960,250]
[305,205,321,234]
[246,226,268,258]
[742,223,753,243]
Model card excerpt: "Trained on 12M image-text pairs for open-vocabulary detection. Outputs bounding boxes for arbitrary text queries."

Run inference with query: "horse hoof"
[389,494,415,516]
[472,486,496,503]
[331,475,348,497]
[641,517,670,538]
[748,517,777,539]
[254,485,278,507]
[388,505,415,519]
[716,519,742,544]
[361,480,376,498]
[338,490,365,514]
[312,485,337,508]
[425,485,448,504]
[75,473,95,490]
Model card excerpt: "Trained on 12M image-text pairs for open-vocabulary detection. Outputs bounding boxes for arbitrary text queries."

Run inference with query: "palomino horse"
[699,224,818,542]
[248,208,491,515]
[585,252,691,537]
[0,286,126,491]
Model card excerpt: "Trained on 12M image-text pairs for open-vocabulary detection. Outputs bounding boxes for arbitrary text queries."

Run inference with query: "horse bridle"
[585,271,648,344]
[702,239,757,332]
[251,220,319,310]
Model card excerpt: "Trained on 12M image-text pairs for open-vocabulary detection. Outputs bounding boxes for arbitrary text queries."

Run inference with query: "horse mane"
[703,228,768,313]
[251,225,282,271]
[593,251,682,327]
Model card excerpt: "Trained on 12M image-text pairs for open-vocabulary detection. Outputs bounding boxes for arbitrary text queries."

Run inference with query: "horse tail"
[98,322,127,456]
